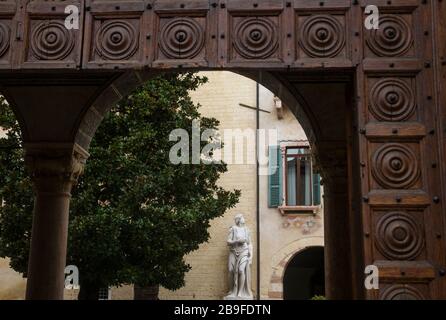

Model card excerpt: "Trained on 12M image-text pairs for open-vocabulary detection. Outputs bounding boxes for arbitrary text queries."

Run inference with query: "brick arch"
[268,237,324,299]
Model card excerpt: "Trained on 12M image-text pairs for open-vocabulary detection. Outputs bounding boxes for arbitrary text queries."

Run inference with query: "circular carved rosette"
[159,18,204,59]
[233,17,279,59]
[299,15,345,58]
[369,78,416,121]
[366,15,413,57]
[0,23,10,58]
[375,212,424,260]
[372,143,420,189]
[95,20,138,60]
[380,285,425,300]
[31,21,75,60]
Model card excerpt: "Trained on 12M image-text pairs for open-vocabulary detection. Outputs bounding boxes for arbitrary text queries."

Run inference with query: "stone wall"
[0,258,26,299]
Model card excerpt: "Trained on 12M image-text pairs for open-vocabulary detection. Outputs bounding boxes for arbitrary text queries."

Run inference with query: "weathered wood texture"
[0,0,444,299]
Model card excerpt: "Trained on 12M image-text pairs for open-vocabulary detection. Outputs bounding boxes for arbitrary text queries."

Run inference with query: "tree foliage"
[0,73,240,296]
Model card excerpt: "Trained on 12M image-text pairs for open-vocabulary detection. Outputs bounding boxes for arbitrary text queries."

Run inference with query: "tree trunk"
[133,284,159,300]
[78,283,101,300]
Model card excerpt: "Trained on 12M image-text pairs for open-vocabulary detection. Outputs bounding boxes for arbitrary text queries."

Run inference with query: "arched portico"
[268,237,324,299]
[0,0,445,300]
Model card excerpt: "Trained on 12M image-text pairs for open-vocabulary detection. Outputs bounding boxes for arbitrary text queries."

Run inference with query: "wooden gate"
[0,0,445,299]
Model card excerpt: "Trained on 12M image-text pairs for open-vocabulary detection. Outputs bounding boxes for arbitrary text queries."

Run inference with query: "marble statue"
[224,213,253,300]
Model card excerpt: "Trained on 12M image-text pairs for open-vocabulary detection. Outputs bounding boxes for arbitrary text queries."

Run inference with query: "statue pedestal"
[224,295,253,300]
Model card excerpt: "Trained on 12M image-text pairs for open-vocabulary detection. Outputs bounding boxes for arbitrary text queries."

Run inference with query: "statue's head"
[234,214,245,226]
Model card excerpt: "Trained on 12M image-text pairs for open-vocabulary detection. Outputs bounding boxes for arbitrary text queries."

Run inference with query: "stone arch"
[73,70,320,152]
[268,237,324,299]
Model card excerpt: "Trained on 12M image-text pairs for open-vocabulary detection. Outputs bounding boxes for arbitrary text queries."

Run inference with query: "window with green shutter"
[268,145,322,210]
[268,145,282,208]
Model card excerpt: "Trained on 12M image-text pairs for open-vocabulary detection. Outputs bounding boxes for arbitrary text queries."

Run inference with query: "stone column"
[315,144,356,299]
[24,143,88,300]
[323,181,353,299]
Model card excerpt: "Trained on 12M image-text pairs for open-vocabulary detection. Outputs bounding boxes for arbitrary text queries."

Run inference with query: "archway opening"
[283,246,325,300]
[0,69,362,300]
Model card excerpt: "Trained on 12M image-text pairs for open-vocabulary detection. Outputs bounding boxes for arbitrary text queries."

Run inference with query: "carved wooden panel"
[379,283,430,300]
[222,0,284,67]
[83,0,146,68]
[158,17,205,60]
[371,209,426,261]
[365,13,415,58]
[366,76,418,123]
[152,0,210,67]
[297,14,345,59]
[369,142,422,190]
[358,0,446,299]
[293,0,351,68]
[231,15,280,61]
[0,1,15,68]
[21,0,83,68]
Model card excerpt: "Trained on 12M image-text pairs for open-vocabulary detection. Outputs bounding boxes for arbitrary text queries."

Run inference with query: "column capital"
[23,142,88,300]
[24,143,89,184]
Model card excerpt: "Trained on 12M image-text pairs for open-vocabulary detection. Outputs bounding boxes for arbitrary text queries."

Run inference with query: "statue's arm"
[227,226,235,245]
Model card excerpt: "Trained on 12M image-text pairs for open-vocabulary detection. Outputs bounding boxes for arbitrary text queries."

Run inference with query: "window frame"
[98,287,111,300]
[278,142,321,215]
[284,146,313,207]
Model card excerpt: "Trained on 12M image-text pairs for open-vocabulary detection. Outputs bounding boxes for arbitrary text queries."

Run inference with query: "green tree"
[0,73,240,299]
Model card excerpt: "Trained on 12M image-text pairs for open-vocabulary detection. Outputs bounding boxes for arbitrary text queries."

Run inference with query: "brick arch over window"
[268,237,324,299]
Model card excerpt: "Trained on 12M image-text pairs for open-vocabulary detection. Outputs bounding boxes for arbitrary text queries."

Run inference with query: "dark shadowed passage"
[283,247,325,300]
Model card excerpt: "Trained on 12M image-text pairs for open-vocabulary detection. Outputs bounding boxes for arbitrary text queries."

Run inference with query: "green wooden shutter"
[268,145,282,208]
[313,173,321,205]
